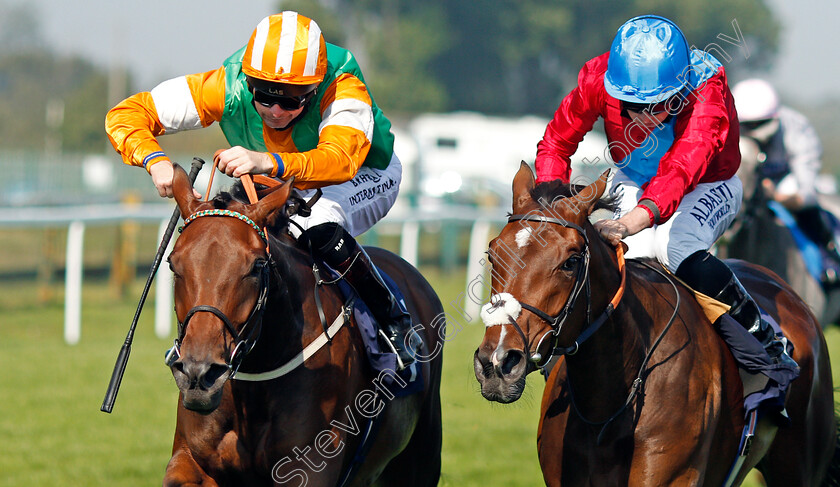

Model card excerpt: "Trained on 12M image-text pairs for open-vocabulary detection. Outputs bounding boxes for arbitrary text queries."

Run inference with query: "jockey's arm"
[105,70,226,198]
[268,74,374,189]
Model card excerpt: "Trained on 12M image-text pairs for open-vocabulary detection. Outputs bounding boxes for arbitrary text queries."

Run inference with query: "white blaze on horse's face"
[480,293,522,327]
[514,228,533,248]
[481,293,524,366]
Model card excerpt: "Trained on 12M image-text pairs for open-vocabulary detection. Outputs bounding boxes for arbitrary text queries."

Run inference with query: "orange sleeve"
[104,67,227,171]
[275,73,374,188]
[104,91,168,170]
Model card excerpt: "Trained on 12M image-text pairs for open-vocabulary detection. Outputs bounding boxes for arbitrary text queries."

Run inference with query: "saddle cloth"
[325,265,423,399]
[691,289,798,416]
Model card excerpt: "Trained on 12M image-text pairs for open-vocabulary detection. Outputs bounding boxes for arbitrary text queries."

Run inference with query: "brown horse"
[474,162,839,486]
[163,164,444,486]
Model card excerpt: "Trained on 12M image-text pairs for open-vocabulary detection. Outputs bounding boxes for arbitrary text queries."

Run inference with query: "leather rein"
[505,212,681,444]
[168,205,272,377]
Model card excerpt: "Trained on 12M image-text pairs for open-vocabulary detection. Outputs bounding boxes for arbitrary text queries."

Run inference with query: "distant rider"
[732,78,840,285]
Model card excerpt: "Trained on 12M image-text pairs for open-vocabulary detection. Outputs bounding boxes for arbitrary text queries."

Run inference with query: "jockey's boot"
[714,274,799,372]
[302,222,417,369]
[676,251,798,371]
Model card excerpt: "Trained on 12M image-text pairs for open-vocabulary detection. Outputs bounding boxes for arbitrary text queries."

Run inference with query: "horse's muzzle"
[171,359,230,413]
[473,347,527,403]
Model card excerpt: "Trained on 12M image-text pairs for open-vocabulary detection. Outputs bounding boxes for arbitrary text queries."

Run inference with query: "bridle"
[165,209,272,377]
[164,171,329,379]
[502,211,682,443]
[503,213,626,368]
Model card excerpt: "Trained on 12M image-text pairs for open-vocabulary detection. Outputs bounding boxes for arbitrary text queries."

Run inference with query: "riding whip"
[100,157,205,413]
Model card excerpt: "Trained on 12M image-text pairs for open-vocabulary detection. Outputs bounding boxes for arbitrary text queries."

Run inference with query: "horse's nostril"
[483,359,495,378]
[172,361,186,375]
[474,348,495,378]
[500,351,523,376]
[172,360,229,390]
[202,363,230,389]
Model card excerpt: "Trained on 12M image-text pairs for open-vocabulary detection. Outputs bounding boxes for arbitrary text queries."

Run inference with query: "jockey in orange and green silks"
[106,13,394,192]
[105,11,418,368]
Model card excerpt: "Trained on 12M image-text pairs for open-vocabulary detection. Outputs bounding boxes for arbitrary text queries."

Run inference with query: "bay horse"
[719,137,840,327]
[474,162,839,486]
[163,164,444,486]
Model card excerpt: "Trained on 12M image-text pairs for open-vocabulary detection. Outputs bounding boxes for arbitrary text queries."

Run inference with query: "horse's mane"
[210,182,292,237]
[528,179,619,214]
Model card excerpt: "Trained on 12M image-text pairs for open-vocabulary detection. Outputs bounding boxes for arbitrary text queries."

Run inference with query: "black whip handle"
[100,157,204,413]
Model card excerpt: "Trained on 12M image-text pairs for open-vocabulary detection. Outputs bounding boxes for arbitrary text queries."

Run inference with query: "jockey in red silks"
[535,15,798,414]
[106,12,416,368]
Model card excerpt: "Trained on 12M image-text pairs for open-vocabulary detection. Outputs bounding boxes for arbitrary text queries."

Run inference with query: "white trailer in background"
[393,111,610,209]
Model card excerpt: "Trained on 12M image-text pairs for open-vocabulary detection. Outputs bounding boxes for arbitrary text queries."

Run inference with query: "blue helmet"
[604,15,691,104]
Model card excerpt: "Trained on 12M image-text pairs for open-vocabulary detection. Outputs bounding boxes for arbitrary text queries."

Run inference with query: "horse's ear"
[570,169,610,215]
[512,161,535,212]
[172,163,200,219]
[249,177,295,228]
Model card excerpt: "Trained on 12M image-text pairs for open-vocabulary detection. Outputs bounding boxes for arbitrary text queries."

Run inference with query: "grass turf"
[1,269,838,486]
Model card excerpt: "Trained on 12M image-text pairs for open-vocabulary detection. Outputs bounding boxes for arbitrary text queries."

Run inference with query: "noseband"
[505,213,626,367]
[166,209,272,376]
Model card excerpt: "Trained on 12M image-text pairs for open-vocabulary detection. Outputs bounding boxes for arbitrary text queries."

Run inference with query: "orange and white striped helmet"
[242,11,327,85]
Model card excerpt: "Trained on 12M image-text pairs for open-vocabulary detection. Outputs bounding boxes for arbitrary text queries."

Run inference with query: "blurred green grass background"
[0,228,838,486]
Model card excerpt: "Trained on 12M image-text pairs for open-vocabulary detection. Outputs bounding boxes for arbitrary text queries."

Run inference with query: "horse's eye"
[167,257,182,278]
[248,259,268,277]
[561,254,582,272]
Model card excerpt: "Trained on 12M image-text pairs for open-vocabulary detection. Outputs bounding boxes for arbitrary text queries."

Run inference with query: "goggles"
[250,83,317,111]
[622,100,671,116]
[740,118,775,131]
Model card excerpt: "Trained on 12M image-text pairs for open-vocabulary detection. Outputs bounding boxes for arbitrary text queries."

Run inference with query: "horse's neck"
[564,239,646,416]
[240,239,316,372]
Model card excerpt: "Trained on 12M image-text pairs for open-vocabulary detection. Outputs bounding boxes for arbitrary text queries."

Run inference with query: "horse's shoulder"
[624,258,722,337]
[625,258,685,294]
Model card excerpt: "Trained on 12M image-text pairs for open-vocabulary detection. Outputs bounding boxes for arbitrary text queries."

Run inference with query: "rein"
[168,258,271,376]
[568,260,680,444]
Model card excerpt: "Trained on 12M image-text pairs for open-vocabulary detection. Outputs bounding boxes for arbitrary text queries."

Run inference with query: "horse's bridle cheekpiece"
[504,213,626,367]
[167,186,343,381]
[502,211,682,445]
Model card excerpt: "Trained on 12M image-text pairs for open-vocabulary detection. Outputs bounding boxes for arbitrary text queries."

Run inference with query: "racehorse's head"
[167,165,293,413]
[474,162,612,403]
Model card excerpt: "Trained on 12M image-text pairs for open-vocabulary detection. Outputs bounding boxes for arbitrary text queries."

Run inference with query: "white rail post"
[465,219,493,320]
[400,220,420,267]
[155,217,174,339]
[64,220,85,345]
